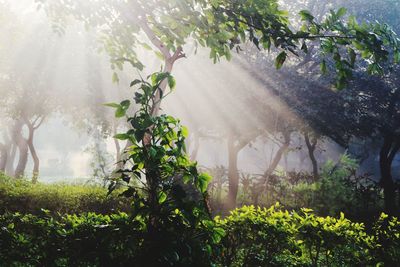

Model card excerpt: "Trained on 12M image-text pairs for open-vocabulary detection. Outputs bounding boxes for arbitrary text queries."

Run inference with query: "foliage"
[105,73,221,266]
[216,204,399,266]
[2,205,399,266]
[315,154,360,215]
[0,211,143,266]
[209,154,383,222]
[85,134,115,187]
[36,0,400,89]
[372,213,400,266]
[216,204,304,266]
[0,173,130,215]
[301,154,382,220]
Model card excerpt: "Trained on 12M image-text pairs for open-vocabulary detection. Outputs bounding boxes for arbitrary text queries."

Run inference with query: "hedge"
[1,204,399,266]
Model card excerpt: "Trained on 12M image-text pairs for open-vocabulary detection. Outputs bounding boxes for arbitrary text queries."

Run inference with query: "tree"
[37,0,400,101]
[37,0,400,222]
[304,130,320,180]
[225,129,261,210]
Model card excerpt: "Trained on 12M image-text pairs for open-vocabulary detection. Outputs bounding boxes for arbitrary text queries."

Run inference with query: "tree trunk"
[5,143,16,176]
[379,135,399,215]
[9,120,25,178]
[26,125,39,183]
[304,132,319,181]
[263,131,291,181]
[14,137,28,178]
[190,131,200,161]
[256,130,291,202]
[4,123,20,176]
[113,124,124,173]
[226,135,240,211]
[0,143,7,172]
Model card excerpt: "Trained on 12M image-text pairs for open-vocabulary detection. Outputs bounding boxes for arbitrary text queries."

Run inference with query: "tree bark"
[112,123,125,173]
[226,135,240,211]
[26,125,39,183]
[379,135,400,215]
[190,131,200,161]
[4,124,19,176]
[225,131,260,210]
[5,143,16,176]
[9,120,25,178]
[0,143,7,172]
[263,131,291,181]
[14,136,28,179]
[256,130,291,203]
[304,132,319,181]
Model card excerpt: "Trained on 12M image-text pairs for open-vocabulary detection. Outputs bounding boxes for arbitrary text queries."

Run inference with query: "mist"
[0,0,341,183]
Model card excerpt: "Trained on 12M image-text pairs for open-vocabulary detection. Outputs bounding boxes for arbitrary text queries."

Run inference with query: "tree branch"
[139,17,171,59]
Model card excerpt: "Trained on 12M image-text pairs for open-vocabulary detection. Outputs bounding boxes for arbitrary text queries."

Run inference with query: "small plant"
[106,72,222,266]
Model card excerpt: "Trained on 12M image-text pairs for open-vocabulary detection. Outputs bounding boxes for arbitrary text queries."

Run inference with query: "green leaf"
[167,75,176,90]
[151,72,169,86]
[149,147,157,158]
[114,133,130,140]
[301,42,308,53]
[394,51,400,64]
[154,51,165,60]
[158,191,167,204]
[320,60,328,74]
[348,48,356,67]
[115,107,126,118]
[337,7,347,18]
[114,100,130,118]
[275,51,287,69]
[112,72,119,83]
[299,10,314,22]
[181,126,189,138]
[198,173,212,193]
[130,79,141,87]
[104,103,120,108]
[120,100,130,109]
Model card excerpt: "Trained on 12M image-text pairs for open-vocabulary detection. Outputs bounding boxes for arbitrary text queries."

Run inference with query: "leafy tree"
[37,0,400,94]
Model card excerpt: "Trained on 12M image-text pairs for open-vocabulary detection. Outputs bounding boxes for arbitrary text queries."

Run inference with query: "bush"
[0,212,143,266]
[216,205,304,266]
[216,154,383,224]
[216,204,399,266]
[0,211,221,266]
[372,213,400,266]
[0,174,131,215]
[1,203,399,266]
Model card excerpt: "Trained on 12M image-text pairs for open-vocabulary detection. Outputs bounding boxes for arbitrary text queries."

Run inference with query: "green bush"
[1,204,399,266]
[216,205,304,266]
[0,211,221,266]
[0,174,131,215]
[372,214,400,266]
[216,204,400,266]
[0,212,143,266]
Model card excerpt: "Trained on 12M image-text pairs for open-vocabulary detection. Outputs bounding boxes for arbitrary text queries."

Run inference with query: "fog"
[1,0,388,183]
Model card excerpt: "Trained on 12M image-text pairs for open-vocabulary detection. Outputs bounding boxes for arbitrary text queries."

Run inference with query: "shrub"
[294,209,374,266]
[1,205,399,266]
[0,212,143,266]
[215,205,305,266]
[0,174,131,215]
[216,204,399,267]
[0,210,223,267]
[372,213,400,266]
